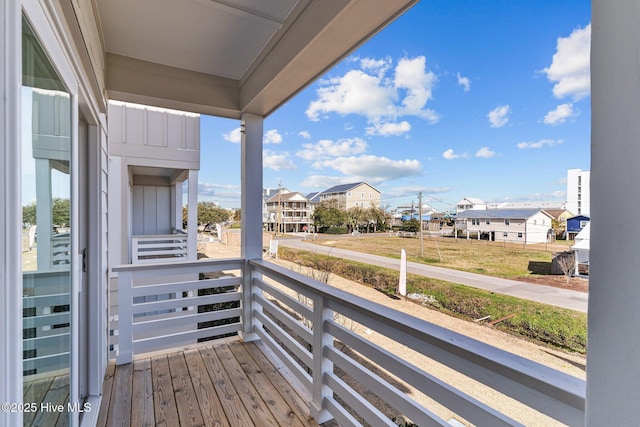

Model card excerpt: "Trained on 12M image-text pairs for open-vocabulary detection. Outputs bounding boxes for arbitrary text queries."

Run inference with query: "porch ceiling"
[95,0,418,118]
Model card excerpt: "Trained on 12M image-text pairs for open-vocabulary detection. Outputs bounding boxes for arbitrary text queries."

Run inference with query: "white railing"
[248,259,585,426]
[22,270,71,376]
[51,233,71,267]
[131,233,188,264]
[113,258,243,364]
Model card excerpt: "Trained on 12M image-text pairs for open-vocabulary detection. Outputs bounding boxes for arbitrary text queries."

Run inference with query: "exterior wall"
[566,168,590,216]
[345,182,380,209]
[459,212,551,244]
[108,101,200,170]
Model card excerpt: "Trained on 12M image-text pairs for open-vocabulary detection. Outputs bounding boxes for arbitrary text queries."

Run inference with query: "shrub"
[325,227,349,234]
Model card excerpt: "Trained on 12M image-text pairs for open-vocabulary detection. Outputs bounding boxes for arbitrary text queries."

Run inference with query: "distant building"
[454,209,553,244]
[455,197,486,213]
[567,168,590,216]
[264,191,311,233]
[317,182,381,210]
[487,201,566,210]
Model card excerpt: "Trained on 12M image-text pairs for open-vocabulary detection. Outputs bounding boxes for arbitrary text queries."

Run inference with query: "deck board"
[131,359,155,427]
[99,339,319,427]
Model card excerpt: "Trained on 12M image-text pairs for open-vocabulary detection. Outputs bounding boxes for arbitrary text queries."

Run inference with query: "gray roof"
[455,209,552,220]
[306,192,321,203]
[322,182,366,194]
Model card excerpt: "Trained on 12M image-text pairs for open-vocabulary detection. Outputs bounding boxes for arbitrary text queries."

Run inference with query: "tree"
[401,218,420,233]
[182,202,231,226]
[52,198,70,226]
[556,251,576,284]
[22,202,37,226]
[367,206,391,232]
[347,206,368,232]
[312,199,348,230]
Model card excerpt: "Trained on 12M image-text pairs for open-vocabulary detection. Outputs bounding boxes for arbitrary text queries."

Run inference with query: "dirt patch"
[516,275,589,293]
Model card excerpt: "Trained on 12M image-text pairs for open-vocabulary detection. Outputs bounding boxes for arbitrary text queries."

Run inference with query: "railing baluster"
[116,271,133,365]
[311,294,334,424]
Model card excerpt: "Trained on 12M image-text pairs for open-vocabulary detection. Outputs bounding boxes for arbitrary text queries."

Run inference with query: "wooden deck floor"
[24,373,70,427]
[97,339,319,427]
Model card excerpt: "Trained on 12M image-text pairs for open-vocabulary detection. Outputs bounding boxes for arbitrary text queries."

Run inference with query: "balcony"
[107,256,585,426]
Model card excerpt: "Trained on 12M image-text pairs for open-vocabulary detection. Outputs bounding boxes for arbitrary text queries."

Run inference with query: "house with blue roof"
[455,209,554,244]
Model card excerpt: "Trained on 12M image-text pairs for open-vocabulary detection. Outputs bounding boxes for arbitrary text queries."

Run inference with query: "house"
[455,197,486,213]
[567,168,590,216]
[264,191,311,233]
[567,215,590,240]
[572,222,590,276]
[487,201,566,210]
[317,182,381,209]
[454,209,554,244]
[544,209,575,240]
[3,1,639,426]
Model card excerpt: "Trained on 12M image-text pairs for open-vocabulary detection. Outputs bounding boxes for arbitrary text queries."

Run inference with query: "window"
[504,219,510,226]
[534,220,537,225]
[347,191,351,197]
[518,232,523,238]
[369,192,372,199]
[580,220,588,228]
[362,193,365,198]
[503,232,508,237]
[486,219,490,225]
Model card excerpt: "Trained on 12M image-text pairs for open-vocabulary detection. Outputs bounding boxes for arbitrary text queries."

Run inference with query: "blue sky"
[199,0,591,212]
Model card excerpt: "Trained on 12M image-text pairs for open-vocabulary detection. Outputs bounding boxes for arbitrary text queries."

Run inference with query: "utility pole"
[277,181,282,235]
[419,192,424,258]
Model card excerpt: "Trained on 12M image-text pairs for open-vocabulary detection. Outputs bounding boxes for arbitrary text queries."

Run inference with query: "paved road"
[278,238,588,313]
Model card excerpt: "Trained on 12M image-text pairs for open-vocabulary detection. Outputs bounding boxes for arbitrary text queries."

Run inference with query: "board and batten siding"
[108,101,200,169]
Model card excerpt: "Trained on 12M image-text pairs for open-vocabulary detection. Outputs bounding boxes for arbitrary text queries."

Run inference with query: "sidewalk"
[278,238,588,313]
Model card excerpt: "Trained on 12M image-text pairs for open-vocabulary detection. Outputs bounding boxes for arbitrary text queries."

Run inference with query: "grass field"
[311,234,567,279]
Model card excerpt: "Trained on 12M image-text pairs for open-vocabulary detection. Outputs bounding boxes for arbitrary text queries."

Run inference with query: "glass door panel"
[21,15,72,427]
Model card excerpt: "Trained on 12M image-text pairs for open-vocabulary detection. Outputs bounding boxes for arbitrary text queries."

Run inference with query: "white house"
[455,197,486,213]
[572,222,590,277]
[455,209,553,244]
[3,1,640,426]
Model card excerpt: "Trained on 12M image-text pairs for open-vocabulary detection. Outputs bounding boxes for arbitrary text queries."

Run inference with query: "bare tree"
[556,251,576,284]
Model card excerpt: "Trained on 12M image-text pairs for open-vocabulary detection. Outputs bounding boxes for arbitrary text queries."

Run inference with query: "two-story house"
[455,197,487,213]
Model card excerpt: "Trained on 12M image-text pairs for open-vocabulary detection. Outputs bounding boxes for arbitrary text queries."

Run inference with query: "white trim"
[1,1,23,425]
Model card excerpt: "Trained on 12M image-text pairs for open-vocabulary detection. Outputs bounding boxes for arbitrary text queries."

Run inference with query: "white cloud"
[223,127,241,143]
[263,129,283,144]
[365,121,411,136]
[296,138,367,161]
[198,182,241,202]
[299,130,311,139]
[223,127,283,144]
[457,73,471,92]
[543,23,591,101]
[543,103,577,125]
[442,148,469,160]
[517,139,563,149]
[306,56,439,126]
[263,150,297,171]
[314,155,423,183]
[488,105,510,128]
[476,146,496,158]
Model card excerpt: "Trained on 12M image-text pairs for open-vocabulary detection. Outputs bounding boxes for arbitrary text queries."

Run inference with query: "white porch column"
[240,113,263,341]
[187,170,198,260]
[588,2,640,424]
[1,0,23,424]
[35,159,53,269]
